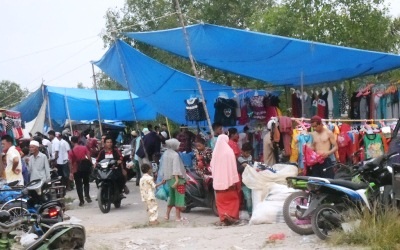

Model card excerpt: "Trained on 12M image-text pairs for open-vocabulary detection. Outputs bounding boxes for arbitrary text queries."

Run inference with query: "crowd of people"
[0,115,338,226]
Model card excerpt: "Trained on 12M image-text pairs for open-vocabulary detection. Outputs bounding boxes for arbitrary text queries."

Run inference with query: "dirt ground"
[64,180,364,250]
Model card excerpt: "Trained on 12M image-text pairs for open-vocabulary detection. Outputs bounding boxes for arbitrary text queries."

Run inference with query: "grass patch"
[330,206,400,250]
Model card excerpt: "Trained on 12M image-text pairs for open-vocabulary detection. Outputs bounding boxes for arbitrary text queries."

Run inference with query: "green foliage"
[95,72,125,91]
[0,80,29,109]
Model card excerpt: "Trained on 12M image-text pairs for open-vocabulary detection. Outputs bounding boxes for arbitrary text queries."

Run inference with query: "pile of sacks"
[242,164,298,225]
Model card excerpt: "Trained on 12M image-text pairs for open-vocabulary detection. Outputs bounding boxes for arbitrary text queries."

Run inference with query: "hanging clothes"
[289,129,300,163]
[363,133,384,159]
[232,96,241,119]
[339,87,349,117]
[317,92,328,118]
[250,95,266,120]
[185,98,206,122]
[350,92,361,119]
[278,116,292,157]
[311,93,318,117]
[297,133,313,170]
[214,97,237,126]
[238,97,251,125]
[359,95,369,120]
[337,124,352,163]
[327,88,334,118]
[332,89,340,118]
[291,92,302,118]
[303,93,312,118]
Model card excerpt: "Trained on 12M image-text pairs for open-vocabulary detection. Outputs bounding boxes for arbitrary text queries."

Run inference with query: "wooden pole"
[64,89,73,134]
[300,71,305,117]
[92,64,103,136]
[46,91,53,130]
[174,0,214,137]
[165,116,171,138]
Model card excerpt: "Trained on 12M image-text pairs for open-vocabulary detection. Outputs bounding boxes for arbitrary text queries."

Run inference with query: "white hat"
[267,120,276,130]
[55,132,61,136]
[30,140,40,147]
[161,131,168,138]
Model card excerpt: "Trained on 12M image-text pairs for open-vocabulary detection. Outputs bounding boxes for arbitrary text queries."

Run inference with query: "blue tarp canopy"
[124,24,400,86]
[93,39,236,124]
[11,85,157,122]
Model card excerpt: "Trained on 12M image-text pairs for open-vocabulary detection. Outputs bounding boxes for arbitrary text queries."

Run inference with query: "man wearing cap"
[310,115,338,178]
[28,140,51,183]
[1,135,24,185]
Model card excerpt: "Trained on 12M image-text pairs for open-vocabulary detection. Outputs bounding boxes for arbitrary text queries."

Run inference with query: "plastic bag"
[155,184,169,201]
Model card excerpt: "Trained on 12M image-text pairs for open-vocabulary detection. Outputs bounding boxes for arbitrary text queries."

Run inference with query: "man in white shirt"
[1,135,24,185]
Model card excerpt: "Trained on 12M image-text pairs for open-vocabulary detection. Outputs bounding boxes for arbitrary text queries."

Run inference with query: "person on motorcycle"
[96,136,127,198]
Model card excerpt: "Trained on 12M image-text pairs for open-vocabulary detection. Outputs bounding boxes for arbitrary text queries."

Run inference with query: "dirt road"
[64,180,362,250]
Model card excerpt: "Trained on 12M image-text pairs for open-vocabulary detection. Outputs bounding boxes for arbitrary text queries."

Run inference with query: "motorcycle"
[0,211,85,250]
[282,150,362,236]
[1,178,65,232]
[95,159,124,213]
[182,167,218,216]
[306,152,398,240]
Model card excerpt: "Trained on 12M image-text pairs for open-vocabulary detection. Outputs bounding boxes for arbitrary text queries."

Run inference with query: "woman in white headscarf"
[162,138,188,221]
[211,134,240,226]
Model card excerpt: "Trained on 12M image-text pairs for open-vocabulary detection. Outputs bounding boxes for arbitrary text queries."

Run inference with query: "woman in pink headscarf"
[211,134,240,226]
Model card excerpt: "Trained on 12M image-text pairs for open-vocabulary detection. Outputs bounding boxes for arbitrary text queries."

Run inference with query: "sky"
[0,0,400,94]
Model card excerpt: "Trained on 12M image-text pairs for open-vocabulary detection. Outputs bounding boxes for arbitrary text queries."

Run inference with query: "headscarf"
[162,139,187,180]
[210,134,239,190]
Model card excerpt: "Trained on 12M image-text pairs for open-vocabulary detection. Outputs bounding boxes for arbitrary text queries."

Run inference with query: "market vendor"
[310,115,338,178]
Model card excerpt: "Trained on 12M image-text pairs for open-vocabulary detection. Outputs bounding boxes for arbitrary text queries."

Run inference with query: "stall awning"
[124,24,400,85]
[93,39,235,124]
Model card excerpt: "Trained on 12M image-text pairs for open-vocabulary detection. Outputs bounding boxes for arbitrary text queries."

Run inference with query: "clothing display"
[185,98,206,122]
[214,97,237,126]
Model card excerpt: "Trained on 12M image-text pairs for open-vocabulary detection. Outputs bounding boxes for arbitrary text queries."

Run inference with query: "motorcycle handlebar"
[0,217,31,231]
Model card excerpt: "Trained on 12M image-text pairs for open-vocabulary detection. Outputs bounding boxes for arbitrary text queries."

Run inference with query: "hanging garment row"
[291,85,349,119]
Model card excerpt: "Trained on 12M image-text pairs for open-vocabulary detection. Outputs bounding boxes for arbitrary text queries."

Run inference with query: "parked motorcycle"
[182,167,218,216]
[0,211,85,250]
[1,178,65,232]
[283,151,362,236]
[307,152,398,240]
[95,158,124,213]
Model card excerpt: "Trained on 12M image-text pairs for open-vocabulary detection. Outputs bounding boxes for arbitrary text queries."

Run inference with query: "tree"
[102,0,274,87]
[77,82,86,89]
[95,72,125,90]
[0,80,28,108]
[251,0,400,53]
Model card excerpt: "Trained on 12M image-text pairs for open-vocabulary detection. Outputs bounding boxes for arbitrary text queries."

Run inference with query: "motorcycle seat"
[329,179,368,190]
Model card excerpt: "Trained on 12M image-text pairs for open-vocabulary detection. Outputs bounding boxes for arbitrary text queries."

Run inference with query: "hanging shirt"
[297,133,313,169]
[214,97,237,126]
[327,89,334,118]
[333,90,341,118]
[317,97,327,118]
[363,133,384,159]
[250,96,266,120]
[311,93,318,116]
[350,92,361,119]
[303,94,312,118]
[339,88,349,117]
[359,96,369,120]
[185,98,206,122]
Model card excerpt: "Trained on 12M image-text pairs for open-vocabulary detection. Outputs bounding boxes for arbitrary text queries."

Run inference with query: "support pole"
[92,64,103,136]
[174,0,214,137]
[300,71,305,118]
[64,89,73,134]
[46,91,53,130]
[165,116,171,139]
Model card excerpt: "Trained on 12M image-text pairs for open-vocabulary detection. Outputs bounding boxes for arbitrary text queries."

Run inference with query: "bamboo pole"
[92,64,103,136]
[64,89,73,134]
[46,91,53,130]
[165,116,171,139]
[174,0,214,137]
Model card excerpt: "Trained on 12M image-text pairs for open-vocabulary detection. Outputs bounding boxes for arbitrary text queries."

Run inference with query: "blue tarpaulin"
[11,85,157,122]
[93,39,236,124]
[124,24,400,85]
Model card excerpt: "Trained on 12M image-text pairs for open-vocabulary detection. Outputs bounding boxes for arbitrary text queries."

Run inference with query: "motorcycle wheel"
[4,202,30,232]
[98,186,111,213]
[182,196,192,213]
[114,200,121,208]
[282,191,313,235]
[311,204,342,240]
[211,195,219,217]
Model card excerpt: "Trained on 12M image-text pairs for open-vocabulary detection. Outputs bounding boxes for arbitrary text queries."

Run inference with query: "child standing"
[139,163,164,225]
[237,143,254,217]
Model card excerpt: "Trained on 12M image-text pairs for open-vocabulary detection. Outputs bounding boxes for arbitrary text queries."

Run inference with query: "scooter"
[1,178,65,233]
[306,152,398,240]
[95,159,124,213]
[0,211,85,250]
[182,167,218,216]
